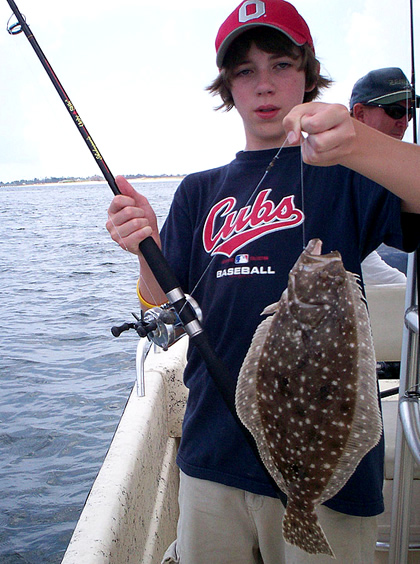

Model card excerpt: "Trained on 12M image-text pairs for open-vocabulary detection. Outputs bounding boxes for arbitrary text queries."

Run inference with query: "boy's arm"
[106,176,167,309]
[284,102,420,213]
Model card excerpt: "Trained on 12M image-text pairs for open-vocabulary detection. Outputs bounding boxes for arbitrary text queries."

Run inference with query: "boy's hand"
[284,102,356,166]
[106,176,161,256]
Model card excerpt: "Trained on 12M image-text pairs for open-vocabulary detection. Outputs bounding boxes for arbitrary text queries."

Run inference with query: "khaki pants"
[162,471,378,564]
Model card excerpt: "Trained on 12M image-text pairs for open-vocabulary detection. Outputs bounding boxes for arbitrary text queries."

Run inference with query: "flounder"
[236,239,382,557]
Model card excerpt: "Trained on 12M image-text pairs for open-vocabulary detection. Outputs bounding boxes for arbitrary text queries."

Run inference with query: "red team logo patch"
[203,189,304,258]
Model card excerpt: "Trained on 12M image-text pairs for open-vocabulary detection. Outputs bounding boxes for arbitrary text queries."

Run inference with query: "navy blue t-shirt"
[160,146,418,517]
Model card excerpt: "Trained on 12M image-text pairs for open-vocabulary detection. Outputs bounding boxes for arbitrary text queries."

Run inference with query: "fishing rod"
[410,0,418,145]
[5,0,211,364]
[388,2,420,561]
[4,0,226,412]
[409,0,420,315]
[408,0,420,381]
[5,0,287,504]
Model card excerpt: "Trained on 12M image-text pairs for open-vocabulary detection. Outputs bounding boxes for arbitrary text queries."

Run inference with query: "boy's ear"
[305,81,316,93]
[305,61,320,93]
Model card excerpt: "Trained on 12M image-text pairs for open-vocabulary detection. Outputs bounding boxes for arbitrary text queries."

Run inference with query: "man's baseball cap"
[215,0,314,68]
[350,67,414,109]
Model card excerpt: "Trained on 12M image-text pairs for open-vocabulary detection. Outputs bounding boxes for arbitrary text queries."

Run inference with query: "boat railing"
[387,251,420,563]
[136,338,152,397]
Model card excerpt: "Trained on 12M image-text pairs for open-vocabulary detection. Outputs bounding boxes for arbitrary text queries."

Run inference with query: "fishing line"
[299,140,307,250]
[187,136,298,301]
[4,5,293,505]
[108,214,130,252]
[108,211,165,307]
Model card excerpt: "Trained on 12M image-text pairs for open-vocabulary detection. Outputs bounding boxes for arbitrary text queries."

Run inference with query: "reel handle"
[111,322,134,338]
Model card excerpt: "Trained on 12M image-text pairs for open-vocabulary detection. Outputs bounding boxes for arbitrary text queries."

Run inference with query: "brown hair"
[207,27,331,111]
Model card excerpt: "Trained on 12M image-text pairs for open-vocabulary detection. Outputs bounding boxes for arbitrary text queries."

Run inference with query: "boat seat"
[365,283,406,362]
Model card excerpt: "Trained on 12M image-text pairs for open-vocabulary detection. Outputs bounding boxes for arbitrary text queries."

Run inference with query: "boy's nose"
[256,70,275,95]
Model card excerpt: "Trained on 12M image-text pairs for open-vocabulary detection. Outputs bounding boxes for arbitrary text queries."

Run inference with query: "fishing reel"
[111,295,202,351]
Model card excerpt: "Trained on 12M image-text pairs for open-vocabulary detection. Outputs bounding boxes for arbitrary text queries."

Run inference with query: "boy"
[107,1,420,562]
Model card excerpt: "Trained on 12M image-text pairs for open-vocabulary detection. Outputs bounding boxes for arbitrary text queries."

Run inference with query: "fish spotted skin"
[236,239,382,557]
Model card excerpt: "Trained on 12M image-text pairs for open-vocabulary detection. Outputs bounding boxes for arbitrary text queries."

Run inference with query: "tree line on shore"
[1,173,184,187]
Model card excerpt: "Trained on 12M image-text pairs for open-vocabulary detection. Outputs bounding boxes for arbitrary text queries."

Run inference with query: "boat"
[62,259,420,564]
[61,336,187,564]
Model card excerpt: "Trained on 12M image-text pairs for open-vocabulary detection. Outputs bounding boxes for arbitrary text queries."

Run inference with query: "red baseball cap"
[215,0,314,68]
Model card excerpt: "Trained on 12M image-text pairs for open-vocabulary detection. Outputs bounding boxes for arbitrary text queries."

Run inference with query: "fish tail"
[282,501,335,557]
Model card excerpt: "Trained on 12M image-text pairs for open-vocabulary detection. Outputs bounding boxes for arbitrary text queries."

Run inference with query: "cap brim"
[216,23,305,68]
[367,89,413,105]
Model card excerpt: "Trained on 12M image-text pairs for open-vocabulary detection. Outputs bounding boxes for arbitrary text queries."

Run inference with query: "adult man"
[350,67,415,284]
[350,67,414,140]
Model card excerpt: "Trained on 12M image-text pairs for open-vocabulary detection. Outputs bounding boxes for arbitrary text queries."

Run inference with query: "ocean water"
[0,179,179,563]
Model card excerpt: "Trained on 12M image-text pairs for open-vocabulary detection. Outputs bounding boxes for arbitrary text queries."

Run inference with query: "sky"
[0,0,419,183]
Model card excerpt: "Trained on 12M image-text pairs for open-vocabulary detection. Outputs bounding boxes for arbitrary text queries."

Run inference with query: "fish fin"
[261,300,281,316]
[283,500,335,557]
[236,316,289,494]
[305,238,323,256]
[320,273,382,503]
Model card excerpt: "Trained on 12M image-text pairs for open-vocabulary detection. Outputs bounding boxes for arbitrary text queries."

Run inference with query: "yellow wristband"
[136,279,167,309]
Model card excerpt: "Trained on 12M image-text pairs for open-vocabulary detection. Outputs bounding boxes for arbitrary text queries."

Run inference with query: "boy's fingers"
[285,102,348,137]
[284,106,305,145]
[112,175,152,210]
[287,130,300,145]
[284,102,356,165]
[115,175,135,195]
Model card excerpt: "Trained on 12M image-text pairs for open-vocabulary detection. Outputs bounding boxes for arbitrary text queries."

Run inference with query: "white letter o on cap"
[239,0,266,23]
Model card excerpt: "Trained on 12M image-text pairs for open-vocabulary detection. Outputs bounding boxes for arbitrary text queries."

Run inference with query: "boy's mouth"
[256,105,280,119]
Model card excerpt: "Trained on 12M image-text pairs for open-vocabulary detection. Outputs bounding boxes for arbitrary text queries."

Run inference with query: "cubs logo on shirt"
[203,189,304,257]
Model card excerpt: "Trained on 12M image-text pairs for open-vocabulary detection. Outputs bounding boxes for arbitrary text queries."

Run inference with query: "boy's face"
[230,43,309,150]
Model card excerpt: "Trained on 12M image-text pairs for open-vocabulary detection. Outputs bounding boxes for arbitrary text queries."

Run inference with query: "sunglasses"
[366,103,413,121]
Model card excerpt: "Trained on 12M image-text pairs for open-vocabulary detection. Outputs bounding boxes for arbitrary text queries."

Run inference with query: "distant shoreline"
[0,176,185,188]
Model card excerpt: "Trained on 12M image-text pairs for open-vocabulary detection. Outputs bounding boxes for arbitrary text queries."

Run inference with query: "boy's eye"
[236,68,252,77]
[275,62,292,70]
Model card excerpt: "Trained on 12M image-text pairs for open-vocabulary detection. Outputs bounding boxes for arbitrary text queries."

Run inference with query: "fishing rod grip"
[111,181,203,336]
[138,237,181,295]
[138,237,205,337]
[138,239,227,380]
[139,240,235,398]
